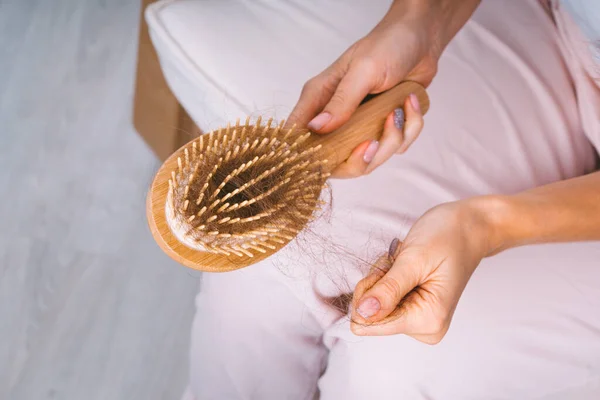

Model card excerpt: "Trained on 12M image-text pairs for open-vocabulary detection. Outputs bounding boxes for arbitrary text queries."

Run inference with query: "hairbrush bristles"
[165,117,330,258]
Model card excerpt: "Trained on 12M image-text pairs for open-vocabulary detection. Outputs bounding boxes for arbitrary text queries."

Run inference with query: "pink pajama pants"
[182,0,600,398]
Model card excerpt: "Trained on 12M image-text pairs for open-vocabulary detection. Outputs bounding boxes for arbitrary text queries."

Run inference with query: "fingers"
[350,239,403,310]
[396,93,424,154]
[351,286,450,343]
[307,61,378,133]
[388,237,402,260]
[349,238,454,343]
[330,92,424,178]
[286,65,345,129]
[361,109,405,175]
[287,56,381,132]
[366,92,424,173]
[351,239,402,313]
[329,111,399,179]
[351,248,422,324]
[329,140,375,179]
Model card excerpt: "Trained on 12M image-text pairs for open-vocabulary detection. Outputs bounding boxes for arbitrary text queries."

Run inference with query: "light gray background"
[0,0,199,398]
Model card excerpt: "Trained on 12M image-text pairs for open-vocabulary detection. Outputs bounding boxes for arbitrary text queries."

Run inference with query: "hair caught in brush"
[166,116,329,257]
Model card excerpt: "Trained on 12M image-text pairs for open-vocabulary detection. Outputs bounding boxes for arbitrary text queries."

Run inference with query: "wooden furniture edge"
[132,0,199,161]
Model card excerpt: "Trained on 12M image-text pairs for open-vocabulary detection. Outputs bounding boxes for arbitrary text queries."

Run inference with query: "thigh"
[188,264,327,400]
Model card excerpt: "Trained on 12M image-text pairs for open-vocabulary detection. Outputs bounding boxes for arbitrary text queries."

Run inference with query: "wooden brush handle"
[305,81,430,168]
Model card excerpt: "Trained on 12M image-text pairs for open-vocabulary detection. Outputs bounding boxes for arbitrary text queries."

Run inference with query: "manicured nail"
[393,108,404,130]
[307,112,332,131]
[363,140,379,163]
[409,93,421,113]
[388,237,400,259]
[357,297,380,319]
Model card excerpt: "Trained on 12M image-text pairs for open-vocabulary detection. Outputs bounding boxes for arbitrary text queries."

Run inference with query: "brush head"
[149,116,330,270]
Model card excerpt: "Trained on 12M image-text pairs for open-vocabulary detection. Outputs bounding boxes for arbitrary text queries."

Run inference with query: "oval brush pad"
[147,81,430,272]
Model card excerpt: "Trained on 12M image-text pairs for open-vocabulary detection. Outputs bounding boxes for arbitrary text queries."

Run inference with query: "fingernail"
[393,108,404,130]
[357,297,380,319]
[307,112,332,131]
[363,140,379,163]
[409,93,421,113]
[388,238,400,259]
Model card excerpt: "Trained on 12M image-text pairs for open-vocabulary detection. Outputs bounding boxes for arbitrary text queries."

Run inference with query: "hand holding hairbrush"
[146,81,430,272]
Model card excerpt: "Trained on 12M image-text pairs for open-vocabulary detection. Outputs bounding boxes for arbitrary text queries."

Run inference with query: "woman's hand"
[350,198,496,344]
[350,169,600,343]
[287,0,481,178]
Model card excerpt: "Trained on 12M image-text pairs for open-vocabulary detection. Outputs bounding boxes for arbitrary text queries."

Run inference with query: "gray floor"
[0,0,200,399]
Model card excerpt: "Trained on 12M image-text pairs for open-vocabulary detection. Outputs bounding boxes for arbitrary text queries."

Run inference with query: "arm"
[484,170,600,254]
[383,0,482,62]
[350,170,600,342]
[287,0,481,178]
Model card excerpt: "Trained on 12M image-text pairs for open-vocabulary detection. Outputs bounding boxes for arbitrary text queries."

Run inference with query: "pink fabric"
[552,0,600,153]
[182,0,600,398]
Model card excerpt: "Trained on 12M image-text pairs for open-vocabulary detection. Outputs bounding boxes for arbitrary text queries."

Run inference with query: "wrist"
[386,0,481,57]
[462,195,520,258]
[435,0,481,50]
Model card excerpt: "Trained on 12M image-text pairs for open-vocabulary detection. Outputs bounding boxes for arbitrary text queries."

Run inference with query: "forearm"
[384,0,481,51]
[473,170,600,256]
[434,0,481,51]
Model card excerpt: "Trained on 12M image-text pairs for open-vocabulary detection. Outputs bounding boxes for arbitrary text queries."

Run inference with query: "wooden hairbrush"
[146,81,429,272]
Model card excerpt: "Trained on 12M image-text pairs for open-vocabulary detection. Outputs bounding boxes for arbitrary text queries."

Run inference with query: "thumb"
[352,248,421,323]
[309,63,377,133]
[285,65,345,130]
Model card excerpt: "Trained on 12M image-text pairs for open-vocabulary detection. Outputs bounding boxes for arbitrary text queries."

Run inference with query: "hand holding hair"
[351,170,600,342]
[350,200,492,343]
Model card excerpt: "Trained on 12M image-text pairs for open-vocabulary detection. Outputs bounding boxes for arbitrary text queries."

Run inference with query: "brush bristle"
[165,117,330,257]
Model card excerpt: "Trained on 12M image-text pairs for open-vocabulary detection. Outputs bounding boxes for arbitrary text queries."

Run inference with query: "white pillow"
[145,0,392,131]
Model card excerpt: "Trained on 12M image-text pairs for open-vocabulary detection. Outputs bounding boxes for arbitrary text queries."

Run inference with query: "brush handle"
[305,81,430,168]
